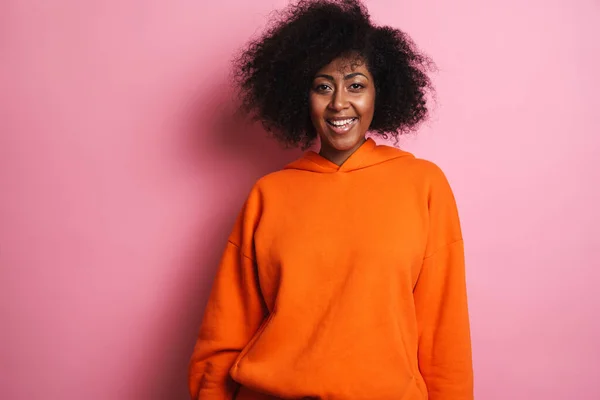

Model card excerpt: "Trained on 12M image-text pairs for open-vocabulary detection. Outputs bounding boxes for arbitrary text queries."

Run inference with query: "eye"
[349,83,364,90]
[314,84,331,92]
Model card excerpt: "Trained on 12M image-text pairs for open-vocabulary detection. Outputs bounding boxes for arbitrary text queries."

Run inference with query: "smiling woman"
[188,1,473,399]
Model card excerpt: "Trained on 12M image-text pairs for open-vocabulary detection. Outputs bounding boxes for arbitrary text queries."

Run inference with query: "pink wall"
[1,0,598,399]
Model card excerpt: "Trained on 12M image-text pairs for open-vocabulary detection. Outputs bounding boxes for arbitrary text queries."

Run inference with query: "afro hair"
[233,0,435,148]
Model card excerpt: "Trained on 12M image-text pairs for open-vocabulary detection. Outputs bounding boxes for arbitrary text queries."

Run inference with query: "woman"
[189,1,473,399]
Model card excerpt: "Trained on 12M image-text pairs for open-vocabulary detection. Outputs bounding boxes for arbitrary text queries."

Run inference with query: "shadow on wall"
[142,81,299,399]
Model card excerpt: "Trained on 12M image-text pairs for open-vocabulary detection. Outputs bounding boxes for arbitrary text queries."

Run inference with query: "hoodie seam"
[228,239,255,262]
[423,238,463,260]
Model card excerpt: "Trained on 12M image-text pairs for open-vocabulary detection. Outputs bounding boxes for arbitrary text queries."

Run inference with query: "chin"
[327,133,365,151]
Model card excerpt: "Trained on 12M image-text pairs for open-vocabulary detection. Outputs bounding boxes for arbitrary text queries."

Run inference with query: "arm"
[188,190,267,399]
[413,166,473,399]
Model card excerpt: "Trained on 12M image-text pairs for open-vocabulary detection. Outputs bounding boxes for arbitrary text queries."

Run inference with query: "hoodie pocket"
[400,377,427,400]
[231,311,276,375]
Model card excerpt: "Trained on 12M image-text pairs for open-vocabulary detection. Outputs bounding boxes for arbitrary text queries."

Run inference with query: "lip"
[327,116,358,121]
[326,117,358,135]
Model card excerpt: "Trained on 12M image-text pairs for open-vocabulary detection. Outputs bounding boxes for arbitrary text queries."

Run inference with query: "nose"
[327,88,349,111]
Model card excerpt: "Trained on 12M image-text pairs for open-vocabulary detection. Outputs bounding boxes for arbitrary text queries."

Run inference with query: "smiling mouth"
[326,117,358,134]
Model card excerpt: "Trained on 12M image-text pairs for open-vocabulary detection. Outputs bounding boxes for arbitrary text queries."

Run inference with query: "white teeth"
[329,118,355,126]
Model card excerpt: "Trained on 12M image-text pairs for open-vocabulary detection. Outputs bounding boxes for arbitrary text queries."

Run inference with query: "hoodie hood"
[284,138,414,173]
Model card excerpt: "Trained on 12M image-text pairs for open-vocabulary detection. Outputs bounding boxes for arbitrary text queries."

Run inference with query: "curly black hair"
[233,0,435,148]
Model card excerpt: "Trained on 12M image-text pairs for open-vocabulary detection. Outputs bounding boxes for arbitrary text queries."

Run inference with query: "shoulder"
[409,158,451,186]
[409,158,456,200]
[236,169,299,216]
[250,167,306,194]
[381,146,452,188]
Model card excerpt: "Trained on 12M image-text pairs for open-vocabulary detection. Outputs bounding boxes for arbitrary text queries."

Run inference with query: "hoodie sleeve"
[413,165,474,400]
[188,188,267,400]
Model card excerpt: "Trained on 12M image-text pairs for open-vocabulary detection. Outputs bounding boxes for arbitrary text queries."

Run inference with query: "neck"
[319,137,367,166]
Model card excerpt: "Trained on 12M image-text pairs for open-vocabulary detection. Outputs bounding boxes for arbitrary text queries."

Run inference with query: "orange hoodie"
[189,138,473,400]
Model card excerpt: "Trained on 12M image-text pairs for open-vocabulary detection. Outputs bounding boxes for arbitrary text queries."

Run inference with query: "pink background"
[1,0,599,399]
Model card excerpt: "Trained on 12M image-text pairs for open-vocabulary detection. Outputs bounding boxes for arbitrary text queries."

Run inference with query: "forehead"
[315,55,371,77]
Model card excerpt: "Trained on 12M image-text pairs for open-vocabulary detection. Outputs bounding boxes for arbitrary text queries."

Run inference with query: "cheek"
[357,93,376,118]
[355,99,374,117]
[309,95,326,120]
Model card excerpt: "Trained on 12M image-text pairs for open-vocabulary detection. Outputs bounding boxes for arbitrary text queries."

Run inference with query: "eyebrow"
[314,72,369,81]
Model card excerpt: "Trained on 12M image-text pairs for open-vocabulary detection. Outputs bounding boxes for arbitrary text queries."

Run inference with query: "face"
[309,55,376,165]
